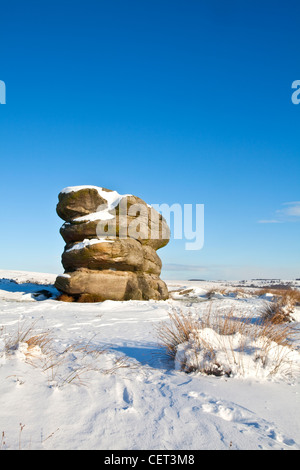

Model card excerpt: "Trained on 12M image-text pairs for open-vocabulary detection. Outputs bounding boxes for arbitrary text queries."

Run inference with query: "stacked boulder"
[55,185,170,301]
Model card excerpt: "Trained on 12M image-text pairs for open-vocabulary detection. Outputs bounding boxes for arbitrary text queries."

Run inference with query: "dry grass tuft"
[255,287,300,324]
[256,287,300,304]
[156,307,299,378]
[4,320,53,362]
[260,301,294,324]
[204,287,250,299]
[205,288,228,299]
[1,321,133,387]
[156,309,200,360]
[1,432,6,450]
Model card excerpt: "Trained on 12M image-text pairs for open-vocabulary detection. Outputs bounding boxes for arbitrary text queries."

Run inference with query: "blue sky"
[0,0,299,280]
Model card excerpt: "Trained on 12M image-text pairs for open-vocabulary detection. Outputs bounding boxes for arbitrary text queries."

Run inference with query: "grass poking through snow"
[156,306,300,380]
[0,320,133,388]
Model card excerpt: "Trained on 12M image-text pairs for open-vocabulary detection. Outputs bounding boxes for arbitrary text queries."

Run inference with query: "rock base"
[55,269,169,301]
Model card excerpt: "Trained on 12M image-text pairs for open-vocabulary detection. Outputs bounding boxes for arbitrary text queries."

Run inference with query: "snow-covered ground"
[0,270,299,450]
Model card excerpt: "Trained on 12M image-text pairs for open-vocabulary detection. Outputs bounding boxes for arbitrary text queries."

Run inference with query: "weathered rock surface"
[55,269,169,301]
[62,238,144,272]
[55,185,170,301]
[59,203,170,250]
[141,245,162,276]
[57,186,113,222]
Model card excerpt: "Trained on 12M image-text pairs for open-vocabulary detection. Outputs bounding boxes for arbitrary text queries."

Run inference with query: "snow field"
[0,271,299,450]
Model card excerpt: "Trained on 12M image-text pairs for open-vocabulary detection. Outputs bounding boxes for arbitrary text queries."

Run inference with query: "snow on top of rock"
[61,185,131,204]
[65,238,115,252]
[74,211,115,222]
[61,185,104,194]
[61,186,132,223]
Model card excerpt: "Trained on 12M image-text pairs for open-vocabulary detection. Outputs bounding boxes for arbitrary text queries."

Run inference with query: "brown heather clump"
[56,293,104,303]
[77,293,105,303]
[257,287,300,324]
[56,293,75,302]
[260,300,295,325]
[256,287,300,304]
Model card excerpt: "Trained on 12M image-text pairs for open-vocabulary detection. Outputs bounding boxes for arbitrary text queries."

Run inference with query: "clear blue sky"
[0,0,299,280]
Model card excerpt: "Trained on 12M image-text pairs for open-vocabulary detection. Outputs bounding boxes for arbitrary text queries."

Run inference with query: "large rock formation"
[55,185,170,301]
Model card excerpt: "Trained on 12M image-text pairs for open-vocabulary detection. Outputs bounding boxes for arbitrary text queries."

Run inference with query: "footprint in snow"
[187,391,256,423]
[201,402,246,422]
[188,392,299,449]
[117,385,136,413]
